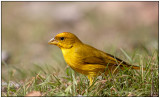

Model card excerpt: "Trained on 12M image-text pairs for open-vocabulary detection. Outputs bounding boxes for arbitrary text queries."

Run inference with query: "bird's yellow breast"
[61,47,91,75]
[61,48,80,67]
[61,47,108,76]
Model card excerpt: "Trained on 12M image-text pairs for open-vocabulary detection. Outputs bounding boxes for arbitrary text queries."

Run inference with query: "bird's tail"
[131,65,145,70]
[122,63,145,70]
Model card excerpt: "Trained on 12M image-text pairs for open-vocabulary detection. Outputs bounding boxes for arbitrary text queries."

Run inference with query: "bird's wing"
[82,56,108,65]
[82,53,124,66]
[105,52,131,66]
[80,44,131,67]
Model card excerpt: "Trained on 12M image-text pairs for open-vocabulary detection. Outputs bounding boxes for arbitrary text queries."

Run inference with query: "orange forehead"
[55,32,77,38]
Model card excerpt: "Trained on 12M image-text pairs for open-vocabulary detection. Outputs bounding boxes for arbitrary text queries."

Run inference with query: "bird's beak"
[48,38,58,45]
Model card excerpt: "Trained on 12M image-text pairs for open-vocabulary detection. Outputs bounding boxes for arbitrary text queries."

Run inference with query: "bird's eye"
[60,37,65,40]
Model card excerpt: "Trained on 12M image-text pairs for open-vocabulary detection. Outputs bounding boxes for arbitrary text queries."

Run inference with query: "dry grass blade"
[25,91,41,97]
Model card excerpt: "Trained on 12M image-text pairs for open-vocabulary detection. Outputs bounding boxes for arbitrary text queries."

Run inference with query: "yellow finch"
[48,32,141,85]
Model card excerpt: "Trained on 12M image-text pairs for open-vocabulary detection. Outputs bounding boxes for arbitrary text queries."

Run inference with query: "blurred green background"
[2,2,158,81]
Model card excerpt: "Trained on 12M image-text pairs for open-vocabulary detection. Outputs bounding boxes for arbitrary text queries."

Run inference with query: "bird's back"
[73,43,139,72]
[76,44,130,66]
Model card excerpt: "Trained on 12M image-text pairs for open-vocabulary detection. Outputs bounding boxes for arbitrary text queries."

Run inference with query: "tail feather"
[121,63,145,70]
[106,53,145,71]
[132,65,145,70]
[132,66,140,70]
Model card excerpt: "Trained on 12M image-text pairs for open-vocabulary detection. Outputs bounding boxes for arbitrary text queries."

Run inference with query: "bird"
[48,32,141,86]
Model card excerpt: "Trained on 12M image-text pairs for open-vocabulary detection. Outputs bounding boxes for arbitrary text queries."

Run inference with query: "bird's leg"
[88,75,94,86]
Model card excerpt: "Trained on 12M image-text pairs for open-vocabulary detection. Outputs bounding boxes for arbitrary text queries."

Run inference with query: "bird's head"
[48,32,82,49]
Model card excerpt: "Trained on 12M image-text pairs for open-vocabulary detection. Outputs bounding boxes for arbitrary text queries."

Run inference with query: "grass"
[2,2,158,97]
[2,49,158,97]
